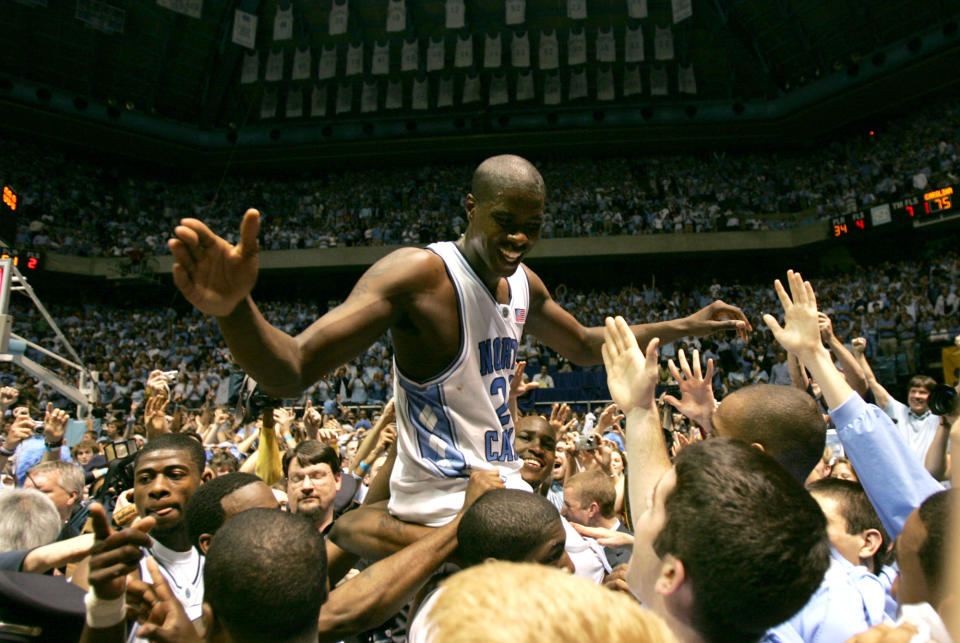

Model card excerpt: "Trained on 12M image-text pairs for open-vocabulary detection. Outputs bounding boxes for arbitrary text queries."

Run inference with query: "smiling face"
[463,187,543,281]
[514,416,557,487]
[133,448,201,533]
[907,386,930,415]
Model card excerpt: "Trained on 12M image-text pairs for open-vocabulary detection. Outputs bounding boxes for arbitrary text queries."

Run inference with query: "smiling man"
[170,154,748,528]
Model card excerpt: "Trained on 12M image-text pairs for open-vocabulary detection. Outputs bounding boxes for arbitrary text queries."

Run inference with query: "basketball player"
[169,155,749,526]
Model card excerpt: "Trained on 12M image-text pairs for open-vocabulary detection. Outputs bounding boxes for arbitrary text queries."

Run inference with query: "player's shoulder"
[373,246,448,290]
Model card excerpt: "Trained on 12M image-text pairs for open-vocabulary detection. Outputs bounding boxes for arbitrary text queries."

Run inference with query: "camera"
[32,420,45,435]
[576,433,600,452]
[104,438,140,463]
[236,375,283,423]
[928,384,958,416]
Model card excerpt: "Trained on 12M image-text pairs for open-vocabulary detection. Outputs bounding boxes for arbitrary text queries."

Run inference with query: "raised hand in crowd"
[0,385,19,412]
[683,299,753,342]
[303,399,322,440]
[547,402,575,433]
[143,394,171,441]
[662,348,716,434]
[168,209,261,318]
[594,403,625,435]
[508,360,539,423]
[818,312,869,397]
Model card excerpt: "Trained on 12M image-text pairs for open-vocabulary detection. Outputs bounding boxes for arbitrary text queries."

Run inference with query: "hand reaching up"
[602,316,659,414]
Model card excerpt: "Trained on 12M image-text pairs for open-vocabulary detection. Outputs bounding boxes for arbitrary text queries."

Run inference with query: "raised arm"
[850,337,890,408]
[924,412,957,481]
[819,313,869,397]
[524,269,751,366]
[170,211,442,397]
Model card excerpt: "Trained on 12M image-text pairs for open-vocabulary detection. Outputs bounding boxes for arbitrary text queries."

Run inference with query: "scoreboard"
[831,185,957,239]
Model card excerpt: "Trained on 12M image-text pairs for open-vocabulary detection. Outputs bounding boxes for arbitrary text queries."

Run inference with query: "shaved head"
[471,155,545,204]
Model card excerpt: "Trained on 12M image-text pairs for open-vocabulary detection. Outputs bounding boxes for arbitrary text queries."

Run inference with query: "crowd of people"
[0,152,957,643]
[1,99,958,257]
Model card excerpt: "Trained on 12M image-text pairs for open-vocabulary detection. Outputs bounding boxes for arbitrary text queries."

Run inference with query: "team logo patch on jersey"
[514,308,526,323]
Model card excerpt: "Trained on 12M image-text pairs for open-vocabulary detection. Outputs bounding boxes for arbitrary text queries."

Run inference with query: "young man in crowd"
[169,154,748,529]
[561,470,633,568]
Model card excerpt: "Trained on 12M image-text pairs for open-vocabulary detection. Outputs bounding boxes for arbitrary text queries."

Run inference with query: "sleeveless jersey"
[388,241,531,526]
[128,541,204,643]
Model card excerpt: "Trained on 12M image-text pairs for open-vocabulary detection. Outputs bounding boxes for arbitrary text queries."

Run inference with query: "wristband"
[285,435,295,444]
[84,587,126,628]
[45,440,63,450]
[0,444,14,456]
[358,461,370,473]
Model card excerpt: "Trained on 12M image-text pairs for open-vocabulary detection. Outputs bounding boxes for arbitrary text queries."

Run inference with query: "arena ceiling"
[2,0,960,168]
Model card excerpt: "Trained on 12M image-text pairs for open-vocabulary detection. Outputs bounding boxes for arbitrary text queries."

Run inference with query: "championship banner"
[625,25,644,62]
[346,42,364,76]
[402,38,419,72]
[412,77,429,109]
[489,74,508,105]
[361,81,378,112]
[511,31,529,67]
[516,70,534,101]
[446,0,465,28]
[538,30,558,69]
[437,77,453,107]
[292,47,311,80]
[157,0,201,19]
[672,0,692,23]
[543,71,561,104]
[650,65,668,95]
[310,84,327,117]
[623,64,642,96]
[597,67,614,100]
[567,28,586,65]
[462,74,480,103]
[568,68,587,99]
[336,82,353,113]
[596,28,615,62]
[506,0,525,25]
[232,9,257,49]
[566,0,586,19]
[329,0,348,35]
[627,0,647,19]
[265,49,284,81]
[318,46,337,80]
[678,63,696,94]
[427,37,446,71]
[386,0,406,32]
[241,50,259,84]
[260,87,277,118]
[372,41,390,75]
[654,25,674,60]
[273,4,292,40]
[484,33,502,68]
[386,79,403,109]
[286,87,303,117]
[455,34,473,68]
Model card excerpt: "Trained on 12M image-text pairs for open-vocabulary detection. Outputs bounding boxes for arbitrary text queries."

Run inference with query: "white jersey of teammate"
[388,241,531,526]
[128,541,204,643]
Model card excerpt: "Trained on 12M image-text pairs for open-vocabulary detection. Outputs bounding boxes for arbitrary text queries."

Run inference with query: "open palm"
[602,316,660,413]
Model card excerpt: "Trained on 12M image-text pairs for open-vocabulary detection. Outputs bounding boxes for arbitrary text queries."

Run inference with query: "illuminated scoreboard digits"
[0,249,42,271]
[831,211,871,238]
[2,187,16,211]
[924,186,953,214]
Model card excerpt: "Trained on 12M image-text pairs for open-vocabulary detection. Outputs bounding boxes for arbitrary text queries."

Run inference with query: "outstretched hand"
[87,503,155,600]
[168,209,261,317]
[662,348,716,434]
[602,316,659,414]
[762,270,824,360]
[686,300,752,342]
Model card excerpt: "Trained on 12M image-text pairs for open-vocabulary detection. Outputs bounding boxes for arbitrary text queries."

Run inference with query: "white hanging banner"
[627,0,647,19]
[506,0,525,25]
[260,87,277,118]
[625,25,644,62]
[386,79,402,109]
[273,4,292,41]
[310,84,327,116]
[336,82,353,113]
[232,9,257,49]
[650,65,668,95]
[292,47,311,80]
[401,39,419,71]
[567,28,586,65]
[511,31,529,67]
[346,43,364,76]
[412,77,429,109]
[516,69,534,101]
[427,37,445,71]
[437,77,453,107]
[386,0,405,32]
[484,33,502,68]
[543,71,561,104]
[361,81,378,112]
[538,30,558,69]
[462,73,480,103]
[678,63,696,94]
[489,73,508,105]
[596,28,615,62]
[157,0,202,19]
[672,0,692,23]
[318,46,337,79]
[286,87,303,117]
[329,0,348,35]
[455,34,473,68]
[597,67,614,100]
[623,65,642,96]
[566,0,586,20]
[372,41,390,75]
[241,51,259,84]
[446,0,465,29]
[654,26,674,60]
[265,49,284,81]
[568,68,587,99]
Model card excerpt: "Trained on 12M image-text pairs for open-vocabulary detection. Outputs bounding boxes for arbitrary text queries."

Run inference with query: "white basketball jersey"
[388,241,531,526]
